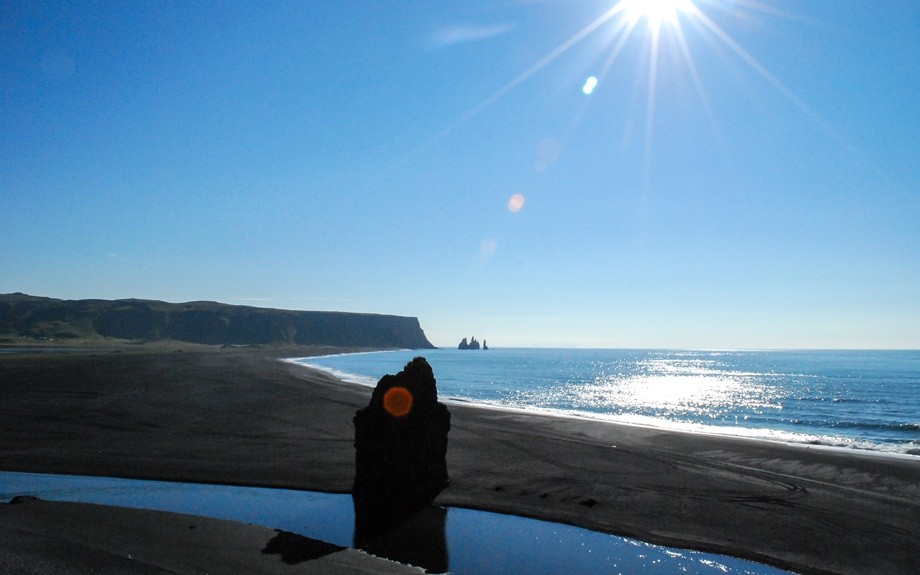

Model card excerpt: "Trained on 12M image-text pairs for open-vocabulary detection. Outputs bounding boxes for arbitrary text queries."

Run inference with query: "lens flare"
[508,193,526,213]
[383,386,413,417]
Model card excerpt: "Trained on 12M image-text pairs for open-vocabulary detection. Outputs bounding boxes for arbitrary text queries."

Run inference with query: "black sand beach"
[1,347,918,574]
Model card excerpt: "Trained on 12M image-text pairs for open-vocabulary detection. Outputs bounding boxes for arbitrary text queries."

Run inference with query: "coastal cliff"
[0,293,436,349]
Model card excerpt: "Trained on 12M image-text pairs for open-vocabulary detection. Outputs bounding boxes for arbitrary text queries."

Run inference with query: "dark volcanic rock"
[352,357,450,543]
[8,495,42,504]
[458,336,481,350]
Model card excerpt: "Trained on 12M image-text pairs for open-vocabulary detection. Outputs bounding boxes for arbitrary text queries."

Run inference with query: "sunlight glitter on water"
[555,356,784,421]
[296,348,920,454]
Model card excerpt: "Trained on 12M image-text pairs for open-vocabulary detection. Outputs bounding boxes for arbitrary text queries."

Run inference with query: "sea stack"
[352,357,450,542]
[458,336,482,349]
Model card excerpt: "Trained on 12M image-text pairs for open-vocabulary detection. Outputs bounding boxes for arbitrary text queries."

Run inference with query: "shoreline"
[290,353,920,459]
[2,347,919,575]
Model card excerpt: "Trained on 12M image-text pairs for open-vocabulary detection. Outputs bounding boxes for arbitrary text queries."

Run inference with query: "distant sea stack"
[0,293,436,349]
[458,337,488,350]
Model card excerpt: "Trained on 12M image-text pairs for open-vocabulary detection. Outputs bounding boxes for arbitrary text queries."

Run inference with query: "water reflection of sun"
[562,358,783,419]
[614,374,741,413]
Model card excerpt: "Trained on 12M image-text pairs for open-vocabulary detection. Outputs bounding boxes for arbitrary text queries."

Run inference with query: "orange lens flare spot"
[383,386,413,417]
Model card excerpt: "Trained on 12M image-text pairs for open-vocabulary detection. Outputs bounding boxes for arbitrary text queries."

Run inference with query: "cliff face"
[0,293,435,349]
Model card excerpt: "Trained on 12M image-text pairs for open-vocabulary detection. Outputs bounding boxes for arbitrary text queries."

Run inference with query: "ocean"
[295,348,920,456]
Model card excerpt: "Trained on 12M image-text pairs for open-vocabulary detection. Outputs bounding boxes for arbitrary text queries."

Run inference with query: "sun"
[621,0,693,29]
[392,0,813,190]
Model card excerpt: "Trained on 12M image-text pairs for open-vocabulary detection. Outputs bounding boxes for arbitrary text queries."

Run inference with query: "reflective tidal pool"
[1,471,794,575]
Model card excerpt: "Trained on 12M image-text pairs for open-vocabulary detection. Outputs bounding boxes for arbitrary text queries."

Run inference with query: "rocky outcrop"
[0,293,435,349]
[458,336,481,350]
[352,357,450,543]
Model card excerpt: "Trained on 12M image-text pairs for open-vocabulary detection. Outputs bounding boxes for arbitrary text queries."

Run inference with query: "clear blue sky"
[2,1,918,349]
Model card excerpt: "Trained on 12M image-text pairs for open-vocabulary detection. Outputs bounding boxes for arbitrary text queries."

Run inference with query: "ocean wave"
[605,416,920,455]
[290,360,379,388]
[443,398,920,456]
[787,419,920,433]
[793,396,891,405]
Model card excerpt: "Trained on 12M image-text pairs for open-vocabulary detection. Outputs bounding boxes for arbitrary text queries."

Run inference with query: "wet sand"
[1,496,423,574]
[1,347,918,575]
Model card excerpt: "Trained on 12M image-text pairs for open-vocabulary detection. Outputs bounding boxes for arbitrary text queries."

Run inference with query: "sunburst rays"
[388,1,821,185]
